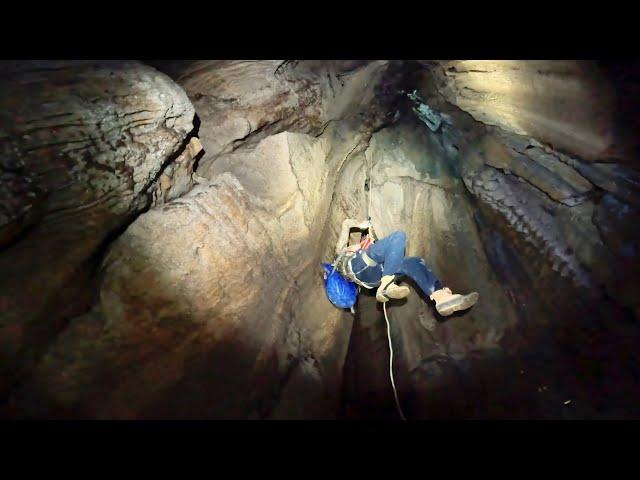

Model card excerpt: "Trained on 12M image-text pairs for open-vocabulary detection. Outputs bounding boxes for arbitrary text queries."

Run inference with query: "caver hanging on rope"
[326,221,480,312]
[324,146,480,316]
[322,140,481,420]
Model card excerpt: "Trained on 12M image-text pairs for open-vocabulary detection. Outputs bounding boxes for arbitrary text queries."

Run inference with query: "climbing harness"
[335,250,378,290]
[383,302,407,421]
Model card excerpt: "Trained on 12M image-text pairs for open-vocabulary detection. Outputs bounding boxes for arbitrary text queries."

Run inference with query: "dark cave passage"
[1,59,640,420]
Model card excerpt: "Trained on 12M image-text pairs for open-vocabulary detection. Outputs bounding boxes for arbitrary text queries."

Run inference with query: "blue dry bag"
[322,263,358,309]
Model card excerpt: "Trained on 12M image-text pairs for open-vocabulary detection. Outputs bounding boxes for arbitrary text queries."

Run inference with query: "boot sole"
[377,286,410,302]
[384,286,410,299]
[437,292,479,316]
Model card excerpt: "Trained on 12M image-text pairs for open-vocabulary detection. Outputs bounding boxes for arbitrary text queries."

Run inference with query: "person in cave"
[332,218,479,316]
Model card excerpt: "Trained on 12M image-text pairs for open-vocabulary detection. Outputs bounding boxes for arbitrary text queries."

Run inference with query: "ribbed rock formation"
[422,60,639,163]
[0,61,195,399]
[370,61,640,418]
[4,60,406,418]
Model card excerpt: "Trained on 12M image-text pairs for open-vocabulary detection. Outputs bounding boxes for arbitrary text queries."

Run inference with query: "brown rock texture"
[0,60,195,398]
[339,120,520,418]
[372,61,640,418]
[7,60,401,418]
[424,60,639,164]
[3,60,640,420]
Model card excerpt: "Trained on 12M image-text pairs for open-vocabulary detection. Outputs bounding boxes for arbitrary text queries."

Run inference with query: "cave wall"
[339,118,520,418]
[421,60,640,164]
[417,61,640,316]
[386,61,640,418]
[3,60,407,418]
[2,59,639,419]
[0,61,196,402]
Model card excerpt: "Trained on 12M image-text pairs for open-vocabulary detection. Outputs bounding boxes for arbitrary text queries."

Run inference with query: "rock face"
[178,60,393,166]
[340,120,519,418]
[342,61,640,419]
[3,60,640,419]
[6,60,403,418]
[423,60,640,164]
[0,61,195,398]
[379,61,640,419]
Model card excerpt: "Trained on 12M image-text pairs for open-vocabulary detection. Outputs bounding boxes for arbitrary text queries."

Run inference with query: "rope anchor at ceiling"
[407,89,442,132]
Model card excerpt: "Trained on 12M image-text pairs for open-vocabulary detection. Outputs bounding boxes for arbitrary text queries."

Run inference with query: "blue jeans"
[350,231,443,295]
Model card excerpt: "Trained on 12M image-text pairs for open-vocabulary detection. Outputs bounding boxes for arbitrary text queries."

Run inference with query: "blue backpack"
[322,263,358,309]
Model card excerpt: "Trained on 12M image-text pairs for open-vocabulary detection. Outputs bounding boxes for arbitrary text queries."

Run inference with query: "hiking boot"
[376,275,411,303]
[429,287,479,316]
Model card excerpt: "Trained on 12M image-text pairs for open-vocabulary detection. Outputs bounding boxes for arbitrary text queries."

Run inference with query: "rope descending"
[366,142,406,420]
[383,302,407,421]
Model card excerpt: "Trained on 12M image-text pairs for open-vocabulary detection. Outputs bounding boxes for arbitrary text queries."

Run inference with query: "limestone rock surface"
[8,60,399,418]
[4,60,640,420]
[425,60,638,164]
[0,61,195,394]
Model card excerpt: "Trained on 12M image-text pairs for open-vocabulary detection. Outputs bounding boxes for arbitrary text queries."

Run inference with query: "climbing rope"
[367,146,374,222]
[383,302,407,421]
[366,142,406,420]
